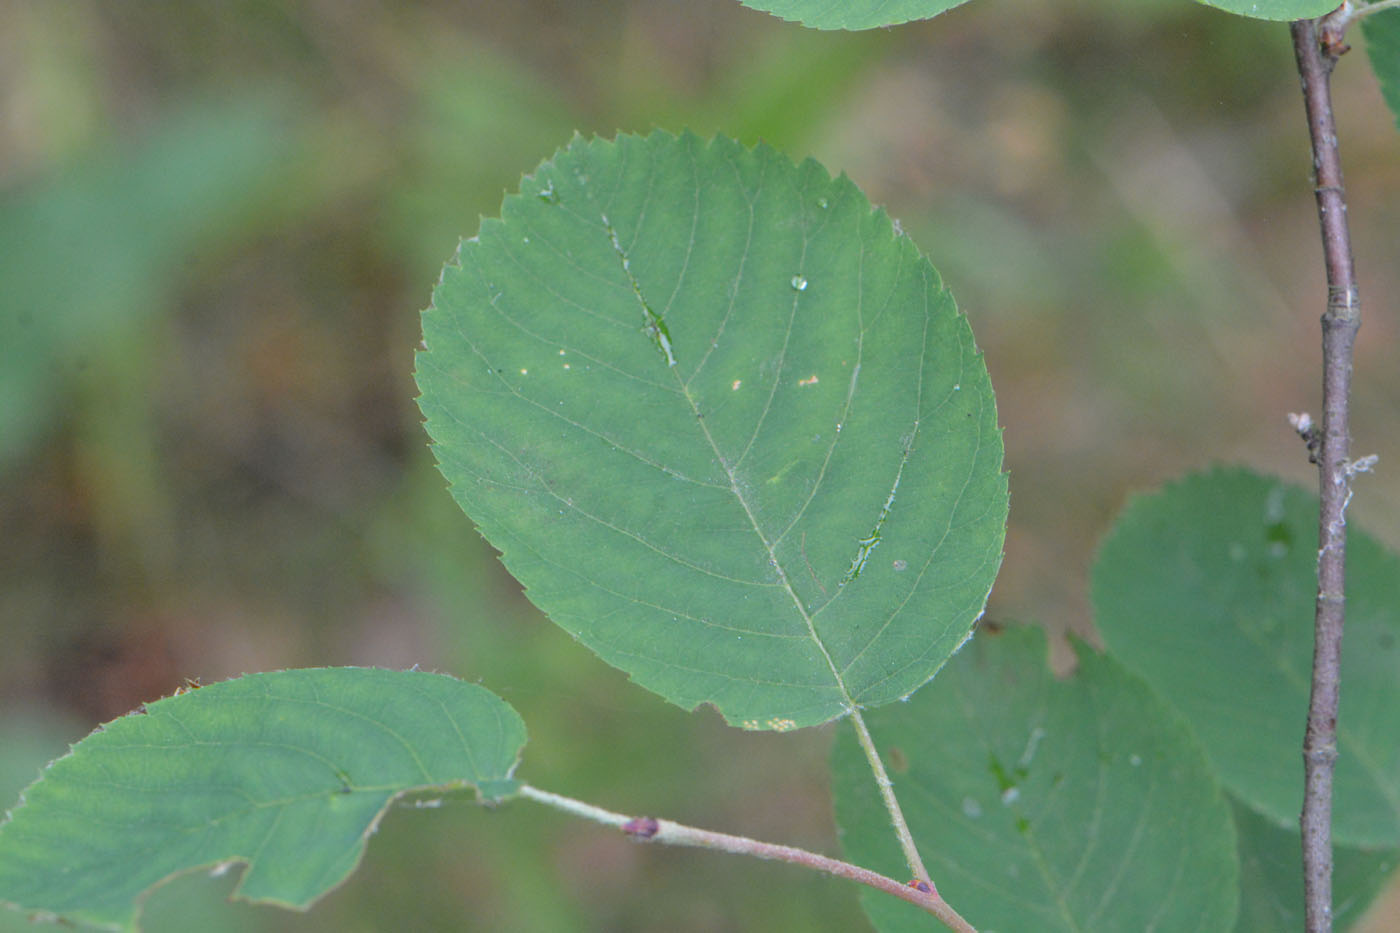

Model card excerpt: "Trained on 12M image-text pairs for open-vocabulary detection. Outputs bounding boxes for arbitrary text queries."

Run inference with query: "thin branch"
[1289,17,1364,933]
[516,783,977,933]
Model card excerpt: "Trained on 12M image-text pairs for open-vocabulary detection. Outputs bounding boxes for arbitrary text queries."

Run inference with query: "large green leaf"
[832,626,1238,931]
[416,131,1007,731]
[1195,0,1338,20]
[0,668,526,932]
[1364,7,1400,132]
[735,0,971,30]
[1232,799,1396,931]
[1092,468,1400,847]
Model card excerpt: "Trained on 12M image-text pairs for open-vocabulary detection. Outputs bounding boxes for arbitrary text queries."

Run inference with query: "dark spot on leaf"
[987,754,1015,792]
[1265,521,1292,551]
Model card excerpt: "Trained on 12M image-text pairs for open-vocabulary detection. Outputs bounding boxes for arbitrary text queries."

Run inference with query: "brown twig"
[1289,16,1364,933]
[517,783,977,932]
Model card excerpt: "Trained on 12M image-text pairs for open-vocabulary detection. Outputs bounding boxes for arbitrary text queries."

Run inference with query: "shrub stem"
[1289,16,1363,933]
[516,782,976,932]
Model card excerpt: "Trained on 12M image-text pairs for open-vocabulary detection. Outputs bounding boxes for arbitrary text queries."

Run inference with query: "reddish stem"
[517,783,976,932]
[1289,16,1362,933]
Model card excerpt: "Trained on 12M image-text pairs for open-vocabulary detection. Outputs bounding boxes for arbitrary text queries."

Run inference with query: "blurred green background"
[1,1,1398,930]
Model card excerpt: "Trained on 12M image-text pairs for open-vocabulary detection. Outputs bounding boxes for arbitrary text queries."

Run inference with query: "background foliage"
[2,1,1399,930]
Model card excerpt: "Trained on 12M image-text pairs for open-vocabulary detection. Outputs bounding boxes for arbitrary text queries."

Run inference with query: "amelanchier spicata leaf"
[1364,7,1400,132]
[832,625,1238,932]
[1195,0,1339,20]
[0,668,527,932]
[735,0,971,30]
[417,131,1007,731]
[1092,468,1400,847]
[1232,800,1396,932]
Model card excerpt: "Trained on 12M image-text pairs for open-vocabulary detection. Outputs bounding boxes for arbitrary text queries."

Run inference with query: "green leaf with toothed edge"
[734,0,971,30]
[1093,468,1400,848]
[416,130,1006,732]
[0,668,527,932]
[832,626,1239,932]
[1364,7,1400,133]
[1194,0,1337,20]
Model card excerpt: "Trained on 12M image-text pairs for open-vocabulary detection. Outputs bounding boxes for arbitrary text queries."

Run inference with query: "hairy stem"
[517,783,977,933]
[1290,18,1363,933]
[848,707,932,884]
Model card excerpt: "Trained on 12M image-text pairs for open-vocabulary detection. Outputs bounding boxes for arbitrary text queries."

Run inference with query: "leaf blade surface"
[735,0,971,29]
[417,131,1007,729]
[832,626,1239,931]
[0,668,526,931]
[1232,799,1395,931]
[1092,468,1400,847]
[1195,0,1337,20]
[1364,7,1400,132]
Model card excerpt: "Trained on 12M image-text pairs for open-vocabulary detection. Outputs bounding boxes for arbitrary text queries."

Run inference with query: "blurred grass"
[1,1,1398,930]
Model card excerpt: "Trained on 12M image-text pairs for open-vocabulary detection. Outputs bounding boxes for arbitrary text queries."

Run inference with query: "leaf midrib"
[603,174,863,712]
